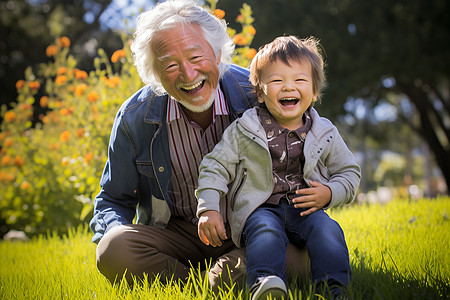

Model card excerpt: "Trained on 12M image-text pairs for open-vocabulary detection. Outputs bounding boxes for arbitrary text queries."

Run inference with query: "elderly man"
[90,0,308,289]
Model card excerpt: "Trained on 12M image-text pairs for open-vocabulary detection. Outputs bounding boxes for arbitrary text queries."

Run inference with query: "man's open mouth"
[280,97,299,106]
[180,80,205,94]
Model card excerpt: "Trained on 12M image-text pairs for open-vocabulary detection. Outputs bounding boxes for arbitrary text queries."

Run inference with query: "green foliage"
[0,34,142,236]
[0,2,256,237]
[0,198,449,299]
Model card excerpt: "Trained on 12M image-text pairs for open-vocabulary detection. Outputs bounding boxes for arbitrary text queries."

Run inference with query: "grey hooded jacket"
[196,107,361,247]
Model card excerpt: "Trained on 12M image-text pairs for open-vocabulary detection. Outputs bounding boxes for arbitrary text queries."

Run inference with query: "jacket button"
[158,166,164,172]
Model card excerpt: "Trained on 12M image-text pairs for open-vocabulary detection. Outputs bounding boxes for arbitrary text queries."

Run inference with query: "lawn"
[1,197,449,299]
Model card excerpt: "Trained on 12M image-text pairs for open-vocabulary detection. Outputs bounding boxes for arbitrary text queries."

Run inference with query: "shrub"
[0,2,256,236]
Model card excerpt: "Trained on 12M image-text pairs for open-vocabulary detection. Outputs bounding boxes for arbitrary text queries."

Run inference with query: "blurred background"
[1,0,449,235]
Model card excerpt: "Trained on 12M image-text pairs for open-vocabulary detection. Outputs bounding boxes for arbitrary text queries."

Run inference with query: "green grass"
[1,197,449,299]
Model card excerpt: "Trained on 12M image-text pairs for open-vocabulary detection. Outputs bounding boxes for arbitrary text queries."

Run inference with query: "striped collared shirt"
[166,87,230,224]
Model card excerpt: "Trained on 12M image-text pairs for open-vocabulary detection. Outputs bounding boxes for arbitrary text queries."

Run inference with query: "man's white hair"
[130,0,235,95]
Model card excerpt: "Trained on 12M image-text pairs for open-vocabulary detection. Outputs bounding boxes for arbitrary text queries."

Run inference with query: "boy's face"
[257,58,317,130]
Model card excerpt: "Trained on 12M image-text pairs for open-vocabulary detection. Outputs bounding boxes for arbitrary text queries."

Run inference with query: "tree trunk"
[397,80,450,194]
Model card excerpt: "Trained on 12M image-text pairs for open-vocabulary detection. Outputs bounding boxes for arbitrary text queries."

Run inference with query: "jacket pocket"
[229,167,247,211]
[136,161,156,178]
[317,159,330,181]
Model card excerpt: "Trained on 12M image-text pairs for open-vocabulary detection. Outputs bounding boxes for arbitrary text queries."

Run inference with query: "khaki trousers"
[96,217,309,289]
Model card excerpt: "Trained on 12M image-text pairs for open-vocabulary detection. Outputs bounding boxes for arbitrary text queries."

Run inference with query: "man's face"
[151,23,220,112]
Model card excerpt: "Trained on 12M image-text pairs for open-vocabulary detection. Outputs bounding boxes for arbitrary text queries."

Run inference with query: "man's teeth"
[182,81,203,91]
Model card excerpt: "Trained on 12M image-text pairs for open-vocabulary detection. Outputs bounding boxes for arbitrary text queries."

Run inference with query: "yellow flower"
[46,45,59,57]
[111,49,126,63]
[213,9,225,20]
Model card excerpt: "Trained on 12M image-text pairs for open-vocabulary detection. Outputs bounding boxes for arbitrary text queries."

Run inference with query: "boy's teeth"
[182,81,202,90]
[281,98,297,101]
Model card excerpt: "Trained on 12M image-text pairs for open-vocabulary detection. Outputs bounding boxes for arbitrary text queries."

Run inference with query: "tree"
[220,0,449,193]
[0,0,121,112]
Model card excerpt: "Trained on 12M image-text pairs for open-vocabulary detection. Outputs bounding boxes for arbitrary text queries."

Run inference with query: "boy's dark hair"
[249,35,327,101]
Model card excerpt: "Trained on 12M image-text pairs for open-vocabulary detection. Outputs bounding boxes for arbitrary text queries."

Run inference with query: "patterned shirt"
[167,87,230,224]
[257,107,312,205]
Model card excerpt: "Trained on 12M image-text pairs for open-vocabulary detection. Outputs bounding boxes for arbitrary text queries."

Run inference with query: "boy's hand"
[198,210,228,247]
[292,181,332,217]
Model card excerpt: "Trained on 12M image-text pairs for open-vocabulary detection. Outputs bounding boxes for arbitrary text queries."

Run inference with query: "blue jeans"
[242,198,351,289]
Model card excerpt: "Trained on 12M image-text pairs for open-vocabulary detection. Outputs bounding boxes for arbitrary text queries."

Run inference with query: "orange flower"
[75,69,88,80]
[87,91,99,103]
[59,108,71,116]
[48,143,60,151]
[1,155,12,166]
[61,157,69,166]
[19,103,32,111]
[236,14,244,23]
[4,111,16,122]
[28,81,40,90]
[111,49,126,63]
[40,96,49,107]
[55,75,68,85]
[15,80,25,90]
[0,171,15,182]
[213,9,225,20]
[60,130,71,143]
[3,137,13,147]
[246,48,257,60]
[20,181,30,190]
[46,45,59,57]
[57,67,67,75]
[247,25,256,36]
[84,152,94,164]
[76,128,86,138]
[233,33,247,46]
[57,36,71,48]
[105,76,121,88]
[14,155,25,167]
[75,83,87,96]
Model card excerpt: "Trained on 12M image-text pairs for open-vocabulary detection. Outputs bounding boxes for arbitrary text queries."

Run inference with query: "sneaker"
[250,275,287,300]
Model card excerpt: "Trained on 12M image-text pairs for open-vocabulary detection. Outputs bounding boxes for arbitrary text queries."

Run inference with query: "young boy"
[195,36,361,300]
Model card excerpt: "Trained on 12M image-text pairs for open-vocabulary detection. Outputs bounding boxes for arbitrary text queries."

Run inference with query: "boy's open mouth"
[280,97,299,106]
[180,80,205,94]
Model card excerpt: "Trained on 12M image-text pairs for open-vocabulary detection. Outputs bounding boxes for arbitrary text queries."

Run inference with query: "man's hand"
[292,181,332,217]
[198,210,227,247]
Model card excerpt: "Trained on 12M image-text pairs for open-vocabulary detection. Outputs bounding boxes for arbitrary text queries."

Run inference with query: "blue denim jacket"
[89,64,257,243]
